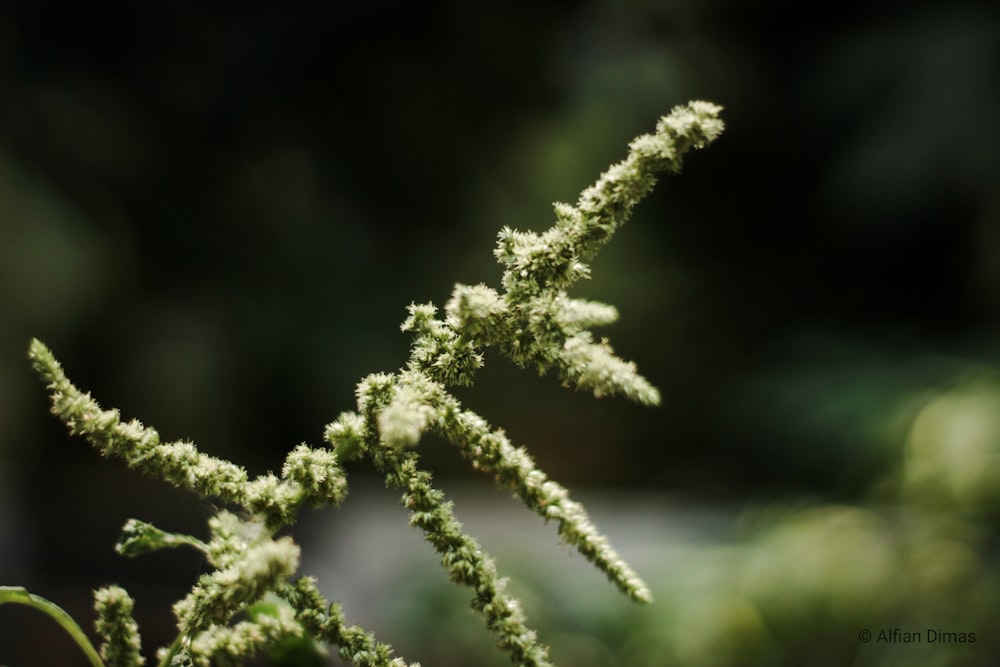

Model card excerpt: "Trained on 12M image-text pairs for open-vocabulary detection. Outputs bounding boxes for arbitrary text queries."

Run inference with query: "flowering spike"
[94,586,144,667]
[27,102,723,666]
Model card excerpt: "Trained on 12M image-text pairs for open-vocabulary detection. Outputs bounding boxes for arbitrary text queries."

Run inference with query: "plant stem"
[0,586,105,667]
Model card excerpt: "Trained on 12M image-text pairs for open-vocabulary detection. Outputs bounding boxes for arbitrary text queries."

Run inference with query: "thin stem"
[157,636,185,667]
[0,586,105,667]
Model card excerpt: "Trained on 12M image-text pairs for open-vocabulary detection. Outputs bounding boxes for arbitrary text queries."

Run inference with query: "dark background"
[2,1,999,664]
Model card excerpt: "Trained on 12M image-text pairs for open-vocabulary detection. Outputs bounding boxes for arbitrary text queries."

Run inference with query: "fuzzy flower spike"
[29,101,722,667]
[328,102,724,664]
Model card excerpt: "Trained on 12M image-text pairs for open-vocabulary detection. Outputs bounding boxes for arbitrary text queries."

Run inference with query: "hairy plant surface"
[19,101,724,667]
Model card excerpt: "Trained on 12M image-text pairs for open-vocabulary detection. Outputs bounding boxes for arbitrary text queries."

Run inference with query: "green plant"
[14,101,723,667]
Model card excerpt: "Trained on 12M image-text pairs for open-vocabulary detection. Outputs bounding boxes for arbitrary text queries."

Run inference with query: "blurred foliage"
[2,0,1000,664]
[382,388,1000,665]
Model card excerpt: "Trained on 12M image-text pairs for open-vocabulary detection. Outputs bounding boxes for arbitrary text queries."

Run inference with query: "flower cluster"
[26,101,723,667]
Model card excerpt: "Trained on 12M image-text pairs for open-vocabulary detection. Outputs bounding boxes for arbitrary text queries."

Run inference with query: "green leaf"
[115,518,207,557]
[248,596,328,666]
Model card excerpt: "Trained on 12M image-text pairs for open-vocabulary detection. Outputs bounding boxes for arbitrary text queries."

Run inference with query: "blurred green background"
[2,0,1000,664]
